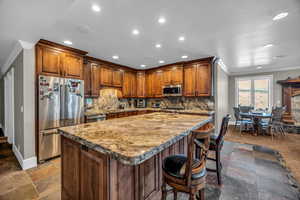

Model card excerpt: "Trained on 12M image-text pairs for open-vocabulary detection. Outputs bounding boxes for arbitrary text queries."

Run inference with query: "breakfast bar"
[58,112,212,200]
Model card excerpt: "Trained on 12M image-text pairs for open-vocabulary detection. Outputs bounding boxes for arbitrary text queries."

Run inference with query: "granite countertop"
[84,108,215,117]
[59,112,212,165]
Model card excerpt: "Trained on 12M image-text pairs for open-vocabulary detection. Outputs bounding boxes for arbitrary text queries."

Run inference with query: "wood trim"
[38,39,88,55]
[85,56,135,72]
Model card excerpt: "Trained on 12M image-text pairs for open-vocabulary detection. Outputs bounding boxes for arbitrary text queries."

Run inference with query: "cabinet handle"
[81,145,89,151]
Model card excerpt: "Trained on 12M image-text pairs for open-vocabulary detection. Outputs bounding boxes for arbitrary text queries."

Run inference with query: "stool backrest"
[185,124,211,186]
[216,114,231,146]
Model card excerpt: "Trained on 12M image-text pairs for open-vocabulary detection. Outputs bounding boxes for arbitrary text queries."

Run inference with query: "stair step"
[0,136,8,144]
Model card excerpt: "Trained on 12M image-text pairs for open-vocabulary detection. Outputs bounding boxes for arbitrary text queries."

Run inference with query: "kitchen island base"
[61,135,188,200]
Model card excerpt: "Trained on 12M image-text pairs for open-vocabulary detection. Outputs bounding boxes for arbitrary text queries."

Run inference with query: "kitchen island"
[59,112,212,200]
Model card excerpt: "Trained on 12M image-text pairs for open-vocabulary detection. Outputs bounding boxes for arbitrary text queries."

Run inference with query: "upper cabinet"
[153,70,163,97]
[183,62,212,97]
[136,71,146,98]
[63,53,83,79]
[123,71,136,98]
[163,65,183,86]
[36,40,87,79]
[99,65,123,87]
[84,62,100,97]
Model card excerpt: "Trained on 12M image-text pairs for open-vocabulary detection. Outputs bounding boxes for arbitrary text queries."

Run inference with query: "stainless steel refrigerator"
[38,75,84,162]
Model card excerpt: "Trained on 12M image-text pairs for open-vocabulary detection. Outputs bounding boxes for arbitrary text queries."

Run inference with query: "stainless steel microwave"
[162,85,182,96]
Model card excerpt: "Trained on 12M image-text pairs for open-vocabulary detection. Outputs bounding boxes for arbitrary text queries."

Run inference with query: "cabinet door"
[136,72,146,97]
[84,63,91,97]
[100,66,113,86]
[153,71,163,97]
[163,69,172,86]
[196,63,211,96]
[122,71,131,97]
[91,64,100,97]
[80,148,108,200]
[37,45,62,76]
[146,72,153,97]
[61,137,80,200]
[63,53,84,79]
[172,66,183,85]
[183,65,196,96]
[131,72,137,97]
[112,69,123,87]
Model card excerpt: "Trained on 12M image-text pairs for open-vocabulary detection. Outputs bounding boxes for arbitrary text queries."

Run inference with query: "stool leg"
[189,193,196,200]
[216,149,222,185]
[173,190,177,200]
[198,189,205,200]
[161,177,167,200]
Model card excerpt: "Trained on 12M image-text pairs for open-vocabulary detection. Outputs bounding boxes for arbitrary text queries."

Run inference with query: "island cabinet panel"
[61,137,80,200]
[61,135,188,200]
[63,53,84,79]
[80,148,108,200]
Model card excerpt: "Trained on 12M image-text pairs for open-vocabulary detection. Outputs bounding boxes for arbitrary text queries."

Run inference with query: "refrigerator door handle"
[60,79,65,127]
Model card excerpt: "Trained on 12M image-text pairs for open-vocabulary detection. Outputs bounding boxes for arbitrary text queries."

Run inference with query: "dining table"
[240,112,272,135]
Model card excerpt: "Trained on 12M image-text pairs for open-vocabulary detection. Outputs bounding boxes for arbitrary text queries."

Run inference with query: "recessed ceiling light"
[63,40,72,45]
[257,66,262,69]
[132,29,140,35]
[178,36,185,41]
[91,4,101,12]
[140,64,146,68]
[181,55,188,59]
[158,17,166,24]
[263,44,273,48]
[155,44,162,48]
[159,60,165,64]
[112,55,119,60]
[273,12,288,21]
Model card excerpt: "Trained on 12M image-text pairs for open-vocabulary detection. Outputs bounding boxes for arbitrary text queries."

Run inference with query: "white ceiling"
[0,0,300,74]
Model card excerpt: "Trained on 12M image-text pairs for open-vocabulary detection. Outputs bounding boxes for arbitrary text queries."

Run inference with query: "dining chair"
[233,107,241,129]
[161,124,213,200]
[205,115,231,185]
[238,105,254,113]
[259,106,286,139]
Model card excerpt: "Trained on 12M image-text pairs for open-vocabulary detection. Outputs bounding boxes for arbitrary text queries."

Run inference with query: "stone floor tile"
[0,184,38,200]
[26,163,60,183]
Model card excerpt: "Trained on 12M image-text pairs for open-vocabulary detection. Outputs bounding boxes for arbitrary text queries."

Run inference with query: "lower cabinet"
[61,135,187,200]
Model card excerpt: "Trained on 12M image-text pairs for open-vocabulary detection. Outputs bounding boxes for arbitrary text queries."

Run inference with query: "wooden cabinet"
[112,70,123,87]
[63,53,83,79]
[146,72,154,97]
[61,137,108,200]
[152,70,163,97]
[100,65,123,87]
[100,66,113,86]
[136,71,146,97]
[36,44,84,79]
[183,62,211,96]
[84,63,100,97]
[123,71,136,98]
[163,65,183,86]
[36,45,63,77]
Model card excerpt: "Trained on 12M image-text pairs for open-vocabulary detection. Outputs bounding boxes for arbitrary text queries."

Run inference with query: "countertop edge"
[58,117,212,165]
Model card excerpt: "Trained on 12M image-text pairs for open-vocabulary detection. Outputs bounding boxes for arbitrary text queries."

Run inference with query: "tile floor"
[0,141,299,200]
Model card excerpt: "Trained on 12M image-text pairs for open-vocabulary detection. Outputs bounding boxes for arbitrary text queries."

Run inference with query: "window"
[235,75,273,110]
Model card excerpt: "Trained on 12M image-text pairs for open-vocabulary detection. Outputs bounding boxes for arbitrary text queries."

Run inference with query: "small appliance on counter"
[135,99,146,108]
[152,100,161,108]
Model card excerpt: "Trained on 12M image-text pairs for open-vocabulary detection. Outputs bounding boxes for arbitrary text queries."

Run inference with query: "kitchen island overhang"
[58,112,213,200]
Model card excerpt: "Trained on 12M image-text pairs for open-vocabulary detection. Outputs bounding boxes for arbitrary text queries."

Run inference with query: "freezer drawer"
[39,129,61,162]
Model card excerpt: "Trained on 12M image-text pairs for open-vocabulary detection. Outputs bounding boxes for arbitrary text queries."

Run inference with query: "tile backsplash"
[86,88,214,111]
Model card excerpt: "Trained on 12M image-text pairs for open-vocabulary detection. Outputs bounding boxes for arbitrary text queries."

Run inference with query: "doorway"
[4,67,14,145]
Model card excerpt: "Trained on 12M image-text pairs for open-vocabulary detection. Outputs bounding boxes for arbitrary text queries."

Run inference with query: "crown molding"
[0,40,35,76]
[229,66,300,76]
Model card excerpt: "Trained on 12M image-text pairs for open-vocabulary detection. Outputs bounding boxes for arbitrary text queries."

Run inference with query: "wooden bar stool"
[201,115,230,185]
[161,123,214,200]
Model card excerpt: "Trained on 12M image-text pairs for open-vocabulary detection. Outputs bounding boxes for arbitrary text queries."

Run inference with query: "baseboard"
[13,145,37,170]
